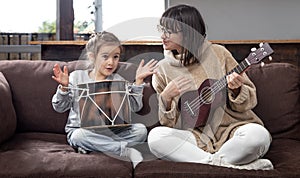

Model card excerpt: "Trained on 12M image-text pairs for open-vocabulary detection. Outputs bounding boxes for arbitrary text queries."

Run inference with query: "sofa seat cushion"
[0,72,17,144]
[135,139,300,178]
[0,133,133,178]
[265,138,300,176]
[135,159,280,178]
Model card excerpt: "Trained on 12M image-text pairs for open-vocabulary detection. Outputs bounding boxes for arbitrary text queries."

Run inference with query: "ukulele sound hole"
[201,86,215,104]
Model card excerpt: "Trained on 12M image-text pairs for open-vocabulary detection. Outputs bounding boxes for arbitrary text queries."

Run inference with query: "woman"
[147,4,273,170]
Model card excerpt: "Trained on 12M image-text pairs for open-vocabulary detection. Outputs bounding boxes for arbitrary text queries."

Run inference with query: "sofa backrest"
[0,60,140,134]
[246,63,300,140]
[1,60,298,140]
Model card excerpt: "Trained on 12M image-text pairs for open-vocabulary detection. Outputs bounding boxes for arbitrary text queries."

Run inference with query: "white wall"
[169,0,300,40]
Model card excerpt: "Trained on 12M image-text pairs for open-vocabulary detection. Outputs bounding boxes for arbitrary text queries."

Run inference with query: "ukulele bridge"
[184,101,196,117]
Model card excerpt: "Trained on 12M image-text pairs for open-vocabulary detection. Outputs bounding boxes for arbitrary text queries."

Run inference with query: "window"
[74,0,165,41]
[1,0,165,41]
[0,0,55,32]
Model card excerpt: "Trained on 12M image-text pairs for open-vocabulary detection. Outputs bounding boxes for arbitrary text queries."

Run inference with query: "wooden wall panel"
[30,40,300,68]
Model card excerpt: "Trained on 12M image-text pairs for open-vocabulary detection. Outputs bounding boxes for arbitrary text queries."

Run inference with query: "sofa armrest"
[0,72,17,144]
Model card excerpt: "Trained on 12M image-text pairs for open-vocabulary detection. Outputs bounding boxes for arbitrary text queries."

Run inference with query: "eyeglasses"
[157,25,182,38]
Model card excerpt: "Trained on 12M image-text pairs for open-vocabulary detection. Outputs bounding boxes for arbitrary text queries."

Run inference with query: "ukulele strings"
[187,77,227,111]
[185,47,268,113]
[186,59,252,112]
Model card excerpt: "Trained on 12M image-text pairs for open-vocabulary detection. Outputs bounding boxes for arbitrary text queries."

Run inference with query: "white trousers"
[148,123,271,165]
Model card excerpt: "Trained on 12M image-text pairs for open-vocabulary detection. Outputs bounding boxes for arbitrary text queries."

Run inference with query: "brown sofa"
[0,59,299,178]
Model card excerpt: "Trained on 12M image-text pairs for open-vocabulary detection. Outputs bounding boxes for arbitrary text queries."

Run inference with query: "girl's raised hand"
[52,64,69,88]
[135,59,158,85]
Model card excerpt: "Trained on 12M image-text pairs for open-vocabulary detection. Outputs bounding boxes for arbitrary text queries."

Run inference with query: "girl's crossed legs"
[68,123,147,156]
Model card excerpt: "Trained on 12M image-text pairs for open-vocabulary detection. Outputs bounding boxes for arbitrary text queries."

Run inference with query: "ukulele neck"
[211,59,251,94]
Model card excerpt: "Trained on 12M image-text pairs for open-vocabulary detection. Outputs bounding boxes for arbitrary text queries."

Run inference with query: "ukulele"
[179,43,274,129]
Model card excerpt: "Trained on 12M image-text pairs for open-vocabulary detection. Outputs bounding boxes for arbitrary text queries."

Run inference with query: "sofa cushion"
[135,159,281,178]
[132,83,159,131]
[0,132,133,177]
[265,138,300,175]
[246,63,300,140]
[0,72,17,144]
[0,60,73,133]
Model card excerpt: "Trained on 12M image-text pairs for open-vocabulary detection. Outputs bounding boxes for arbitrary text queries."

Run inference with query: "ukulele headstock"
[246,43,274,65]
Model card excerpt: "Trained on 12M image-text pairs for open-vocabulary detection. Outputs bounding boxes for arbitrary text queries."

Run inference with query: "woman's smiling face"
[158,25,183,53]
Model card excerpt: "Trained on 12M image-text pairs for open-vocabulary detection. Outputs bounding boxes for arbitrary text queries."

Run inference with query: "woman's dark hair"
[160,4,206,66]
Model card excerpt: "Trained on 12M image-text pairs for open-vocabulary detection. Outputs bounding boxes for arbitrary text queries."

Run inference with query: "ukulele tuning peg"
[260,61,265,67]
[251,47,257,52]
[259,42,264,47]
[268,56,273,61]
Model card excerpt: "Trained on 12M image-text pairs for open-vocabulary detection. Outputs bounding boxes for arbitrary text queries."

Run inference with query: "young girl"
[52,31,157,168]
[147,4,273,170]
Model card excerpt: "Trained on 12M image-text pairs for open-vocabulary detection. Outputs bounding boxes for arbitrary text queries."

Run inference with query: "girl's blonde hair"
[85,31,123,64]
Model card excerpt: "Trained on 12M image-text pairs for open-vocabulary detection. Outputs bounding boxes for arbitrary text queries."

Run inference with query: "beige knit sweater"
[152,41,264,153]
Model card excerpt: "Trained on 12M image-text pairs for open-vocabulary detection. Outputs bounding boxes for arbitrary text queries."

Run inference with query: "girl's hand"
[135,59,158,85]
[52,64,69,91]
[161,76,192,109]
[226,72,245,95]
